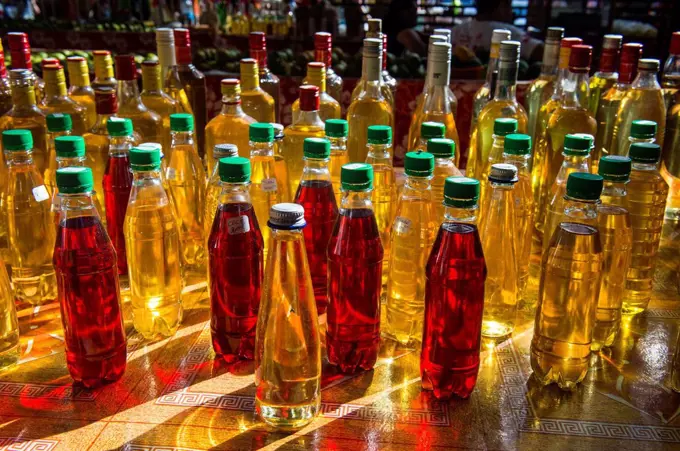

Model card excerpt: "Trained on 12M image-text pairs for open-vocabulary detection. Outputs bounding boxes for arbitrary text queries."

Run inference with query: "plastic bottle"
[44,113,73,193]
[426,138,461,223]
[204,143,239,240]
[0,255,19,370]
[479,118,519,204]
[50,136,89,221]
[325,119,349,202]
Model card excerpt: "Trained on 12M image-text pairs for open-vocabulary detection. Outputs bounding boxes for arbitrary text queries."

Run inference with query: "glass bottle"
[430,28,459,118]
[41,65,88,136]
[471,29,511,131]
[3,129,57,305]
[531,172,603,390]
[6,32,44,102]
[44,113,73,193]
[50,136,89,220]
[204,143,239,240]
[347,38,394,163]
[255,203,321,430]
[53,167,126,387]
[208,157,263,362]
[314,32,343,104]
[479,118,518,203]
[141,60,182,152]
[272,123,291,202]
[661,31,680,109]
[426,138,461,223]
[0,40,12,116]
[588,35,622,116]
[622,143,669,315]
[91,50,117,91]
[294,138,338,314]
[413,121,445,153]
[294,62,341,122]
[384,152,436,346]
[363,19,396,111]
[421,177,486,400]
[662,33,680,219]
[156,28,193,115]
[327,163,384,373]
[240,58,276,123]
[325,119,349,202]
[0,255,19,370]
[124,146,183,339]
[249,32,281,122]
[65,56,96,130]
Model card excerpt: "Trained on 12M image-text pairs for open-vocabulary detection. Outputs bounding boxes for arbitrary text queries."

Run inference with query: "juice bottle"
[471,29,512,132]
[622,142,669,315]
[44,113,73,193]
[124,146,183,338]
[384,151,436,346]
[208,157,263,362]
[531,172,604,390]
[249,32,281,122]
[41,65,89,136]
[327,163,384,373]
[413,121,445,153]
[91,50,117,91]
[0,39,12,116]
[240,58,276,123]
[3,129,57,305]
[140,60,182,152]
[479,118,518,203]
[426,138,461,223]
[421,177,486,400]
[53,167,126,387]
[255,203,321,430]
[479,164,519,339]
[50,136,89,220]
[293,138,338,314]
[104,117,135,276]
[6,32,45,102]
[588,35,622,116]
[204,143,239,240]
[66,56,96,129]
[271,123,291,202]
[0,255,19,370]
[325,119,349,202]
[592,156,633,350]
[314,32,343,104]
[166,113,207,274]
[293,62,341,122]
[155,28,193,115]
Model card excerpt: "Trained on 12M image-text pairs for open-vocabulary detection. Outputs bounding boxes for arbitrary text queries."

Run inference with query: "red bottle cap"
[7,32,32,70]
[7,32,29,49]
[569,45,592,72]
[42,57,61,68]
[249,32,267,51]
[93,50,111,57]
[560,37,582,49]
[115,55,137,81]
[95,89,118,115]
[314,32,333,69]
[299,85,320,111]
[619,43,643,84]
[382,34,388,70]
[671,32,680,55]
[173,28,193,65]
[0,47,6,78]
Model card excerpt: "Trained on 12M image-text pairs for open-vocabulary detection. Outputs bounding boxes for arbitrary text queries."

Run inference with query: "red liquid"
[103,154,132,275]
[53,215,127,387]
[421,222,486,399]
[294,179,338,314]
[208,202,264,363]
[327,208,384,373]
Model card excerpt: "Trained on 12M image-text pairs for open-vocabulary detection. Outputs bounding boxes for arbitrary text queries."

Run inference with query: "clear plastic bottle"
[426,138,461,224]
[325,119,349,202]
[239,58,276,123]
[413,121,445,153]
[479,118,518,203]
[50,136,89,221]
[44,113,73,193]
[255,203,321,430]
[204,143,239,240]
[294,62,341,122]
[272,123,291,202]
[471,29,512,132]
[41,65,88,136]
[0,254,19,370]
[66,56,96,130]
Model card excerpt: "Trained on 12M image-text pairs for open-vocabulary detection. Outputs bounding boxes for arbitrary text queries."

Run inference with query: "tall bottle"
[347,38,394,163]
[249,32,281,122]
[427,138,461,223]
[294,138,337,314]
[41,64,88,136]
[156,28,193,115]
[208,157,263,362]
[66,57,96,129]
[91,50,117,91]
[50,136,90,220]
[531,172,603,390]
[469,41,528,180]
[6,32,44,102]
[294,62,341,121]
[662,31,680,109]
[0,40,12,116]
[240,58,276,123]
[662,34,680,221]
[141,60,181,152]
[325,119,349,202]
[364,19,396,110]
[0,255,19,370]
[204,143,239,240]
[282,85,325,194]
[255,203,321,430]
[422,177,486,400]
[314,32,343,103]
[479,118,519,200]
[124,145,183,338]
[3,129,57,305]
[384,152,436,346]
[44,113,73,193]
[431,28,459,118]
[588,35,622,116]
[53,167,126,387]
[471,29,512,131]
[623,143,669,315]
[328,164,383,373]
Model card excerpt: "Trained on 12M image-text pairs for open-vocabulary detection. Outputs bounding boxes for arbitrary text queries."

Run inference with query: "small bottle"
[0,39,12,116]
[294,62,341,121]
[208,157,264,362]
[588,35,622,115]
[50,136,89,220]
[327,163,384,373]
[204,143,239,240]
[427,138,461,223]
[479,164,519,339]
[531,172,604,390]
[622,143,669,315]
[66,56,96,129]
[479,118,519,202]
[314,32,343,103]
[141,60,182,152]
[592,156,633,350]
[124,146,183,339]
[471,29,512,130]
[0,254,19,370]
[414,121,445,153]
[255,203,321,430]
[3,129,57,305]
[44,113,73,193]
[239,58,275,123]
[271,123,291,202]
[384,151,436,346]
[325,119,349,202]
[421,177,486,400]
[91,50,117,91]
[54,167,127,387]
[41,65,89,136]
[6,32,45,102]
[249,32,281,122]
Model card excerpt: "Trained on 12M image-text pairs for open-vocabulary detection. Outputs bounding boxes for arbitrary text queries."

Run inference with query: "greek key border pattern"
[643,309,680,319]
[124,446,204,451]
[0,382,97,402]
[0,437,59,451]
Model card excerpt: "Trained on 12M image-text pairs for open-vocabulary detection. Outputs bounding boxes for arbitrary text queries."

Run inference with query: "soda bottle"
[53,167,126,387]
[426,138,461,224]
[327,163,384,373]
[325,119,349,202]
[50,136,89,221]
[204,143,239,240]
[293,138,338,314]
[255,203,321,430]
[421,177,486,399]
[208,157,264,362]
[0,255,19,370]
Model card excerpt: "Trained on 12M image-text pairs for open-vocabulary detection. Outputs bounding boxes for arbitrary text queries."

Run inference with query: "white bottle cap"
[489,163,519,183]
[269,203,306,228]
[492,29,512,44]
[433,28,451,43]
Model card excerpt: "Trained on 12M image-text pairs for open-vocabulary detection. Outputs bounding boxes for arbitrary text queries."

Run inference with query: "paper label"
[32,185,50,202]
[394,216,412,234]
[261,178,278,192]
[227,215,250,235]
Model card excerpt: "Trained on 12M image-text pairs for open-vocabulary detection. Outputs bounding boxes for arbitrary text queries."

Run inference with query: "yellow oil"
[594,84,628,161]
[141,63,182,153]
[525,76,555,144]
[272,128,291,202]
[0,153,8,262]
[661,103,680,220]
[117,108,163,146]
[293,63,341,122]
[408,111,460,167]
[530,97,560,209]
[281,122,324,196]
[588,73,617,116]
[367,145,396,288]
[479,134,508,204]
[41,67,89,136]
[205,106,255,170]
[250,153,284,262]
[68,88,96,130]
[241,89,276,123]
[83,121,113,221]
[611,88,666,156]
[347,93,393,163]
[0,258,19,369]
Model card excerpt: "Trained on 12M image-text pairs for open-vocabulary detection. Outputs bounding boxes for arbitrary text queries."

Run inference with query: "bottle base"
[66,345,127,388]
[326,333,380,374]
[13,273,58,306]
[481,320,513,341]
[132,304,183,339]
[530,344,589,391]
[0,342,21,371]
[420,360,479,400]
[256,397,320,431]
[590,323,618,351]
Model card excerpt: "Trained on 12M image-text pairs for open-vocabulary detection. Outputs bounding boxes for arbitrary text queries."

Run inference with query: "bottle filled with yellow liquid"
[140,60,181,152]
[249,32,281,122]
[41,65,88,136]
[588,35,622,116]
[531,172,603,390]
[364,19,396,112]
[92,50,117,91]
[623,143,669,315]
[664,92,680,220]
[255,203,321,431]
[408,36,447,143]
[325,119,349,202]
[271,124,291,202]
[592,156,632,350]
[155,29,193,116]
[413,121,445,153]
[0,256,19,370]
[384,152,436,346]
[44,113,73,194]
[6,33,45,102]
[239,58,276,123]
[431,28,459,118]
[3,129,57,305]
[479,118,518,203]
[294,62,341,122]
[204,143,239,240]
[479,164,519,339]
[426,138,461,224]
[124,145,183,339]
[66,56,96,129]
[0,40,12,117]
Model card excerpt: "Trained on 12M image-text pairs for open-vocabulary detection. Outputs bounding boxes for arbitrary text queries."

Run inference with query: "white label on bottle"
[32,185,50,202]
[261,178,278,192]
[394,216,412,234]
[166,168,176,180]
[227,215,250,235]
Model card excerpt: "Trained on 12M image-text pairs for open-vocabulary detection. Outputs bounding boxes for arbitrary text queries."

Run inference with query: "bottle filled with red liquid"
[421,177,486,400]
[208,157,264,362]
[327,163,384,373]
[294,137,338,314]
[103,117,134,275]
[53,167,127,387]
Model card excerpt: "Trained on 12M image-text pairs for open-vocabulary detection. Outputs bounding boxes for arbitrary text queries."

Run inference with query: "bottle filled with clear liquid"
[426,138,461,224]
[325,119,349,202]
[204,143,239,241]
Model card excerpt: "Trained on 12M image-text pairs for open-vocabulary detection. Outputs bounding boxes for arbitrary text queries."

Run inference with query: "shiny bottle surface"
[66,57,97,129]
[249,32,281,122]
[294,62,341,122]
[41,65,89,136]
[526,75,555,144]
[140,61,182,152]
[44,127,72,194]
[0,41,11,116]
[314,32,344,104]
[204,145,239,240]
[272,124,292,202]
[471,34,509,134]
[588,35,621,116]
[426,138,461,223]
[326,125,349,202]
[0,257,19,370]
[239,58,276,123]
[663,105,680,220]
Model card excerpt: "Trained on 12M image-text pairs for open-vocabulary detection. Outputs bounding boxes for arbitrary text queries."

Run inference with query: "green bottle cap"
[504,133,531,155]
[46,113,73,132]
[56,167,94,194]
[170,113,194,132]
[404,151,434,177]
[493,118,518,136]
[563,133,594,156]
[629,142,661,163]
[630,120,656,139]
[55,136,86,158]
[367,125,392,145]
[444,177,479,208]
[598,155,632,182]
[421,121,445,140]
[341,163,373,191]
[129,146,162,171]
[303,137,331,159]
[325,119,348,138]
[249,122,275,142]
[566,172,603,201]
[2,129,33,151]
[219,156,251,183]
[107,117,133,137]
[427,138,456,158]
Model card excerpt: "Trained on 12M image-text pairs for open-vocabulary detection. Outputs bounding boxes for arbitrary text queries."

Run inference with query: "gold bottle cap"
[141,60,162,91]
[93,50,114,79]
[66,57,91,87]
[306,62,326,92]
[43,65,68,97]
[221,78,241,98]
[638,58,660,72]
[239,58,259,90]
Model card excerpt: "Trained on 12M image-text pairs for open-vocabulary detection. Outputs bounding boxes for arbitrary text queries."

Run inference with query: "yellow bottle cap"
[43,65,68,97]
[239,58,259,90]
[66,57,91,87]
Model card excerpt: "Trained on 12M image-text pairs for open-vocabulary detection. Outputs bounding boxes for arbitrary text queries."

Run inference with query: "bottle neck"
[221,93,245,115]
[502,153,531,171]
[444,204,478,223]
[563,197,599,222]
[132,169,163,183]
[170,130,195,148]
[293,109,322,126]
[142,68,164,93]
[270,228,304,241]
[44,79,68,99]
[157,41,177,79]
[362,54,382,83]
[598,48,619,74]
[5,150,34,166]
[328,136,347,152]
[541,40,560,76]
[562,70,590,108]
[56,156,86,168]
[11,84,37,107]
[109,135,134,156]
[241,71,260,91]
[117,79,142,107]
[176,45,193,66]
[250,140,274,157]
[428,58,451,87]
[219,181,251,205]
[601,180,627,199]
[251,48,268,72]
[366,143,393,163]
[305,71,326,93]
[94,56,115,82]
[301,157,331,182]
[486,43,501,85]
[494,60,519,100]
[489,134,507,159]
[633,70,661,89]
[315,47,332,72]
[340,190,373,211]
[560,153,590,174]
[69,69,91,89]
[404,175,431,191]
[56,192,100,221]
[632,161,660,172]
